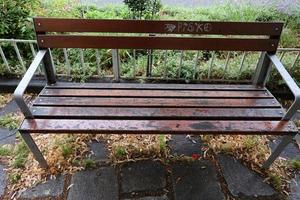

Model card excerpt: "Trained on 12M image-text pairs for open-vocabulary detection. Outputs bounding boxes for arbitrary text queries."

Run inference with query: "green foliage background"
[0,0,300,86]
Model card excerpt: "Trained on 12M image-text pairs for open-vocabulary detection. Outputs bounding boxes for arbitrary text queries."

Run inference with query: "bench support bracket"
[20,132,48,169]
[252,52,272,86]
[262,134,296,169]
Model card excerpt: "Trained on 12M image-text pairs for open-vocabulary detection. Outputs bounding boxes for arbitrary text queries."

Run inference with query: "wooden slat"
[31,107,283,120]
[40,89,271,98]
[33,97,281,108]
[37,35,278,52]
[46,83,266,91]
[20,119,297,134]
[34,18,283,36]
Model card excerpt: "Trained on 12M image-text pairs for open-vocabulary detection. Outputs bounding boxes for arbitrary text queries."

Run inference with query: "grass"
[0,145,13,156]
[268,173,282,191]
[158,134,166,152]
[82,158,96,169]
[0,113,20,130]
[9,173,21,184]
[115,146,126,158]
[289,159,300,170]
[12,140,29,168]
[60,144,73,158]
[243,136,260,150]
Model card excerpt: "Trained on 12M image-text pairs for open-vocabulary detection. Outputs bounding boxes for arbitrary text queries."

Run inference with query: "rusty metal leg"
[262,134,296,169]
[20,132,48,168]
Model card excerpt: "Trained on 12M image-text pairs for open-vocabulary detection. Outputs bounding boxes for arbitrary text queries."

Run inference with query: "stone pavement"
[0,99,300,199]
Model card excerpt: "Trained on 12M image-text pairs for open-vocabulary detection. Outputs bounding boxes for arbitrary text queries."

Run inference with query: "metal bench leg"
[20,132,48,168]
[262,134,296,169]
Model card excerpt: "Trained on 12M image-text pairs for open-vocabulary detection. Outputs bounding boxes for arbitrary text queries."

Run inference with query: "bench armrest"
[267,53,300,120]
[14,50,47,118]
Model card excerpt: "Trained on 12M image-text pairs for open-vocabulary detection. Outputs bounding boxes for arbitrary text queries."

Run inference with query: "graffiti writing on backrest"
[164,22,212,33]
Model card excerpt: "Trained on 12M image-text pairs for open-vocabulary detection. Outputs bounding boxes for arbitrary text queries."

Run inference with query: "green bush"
[124,0,161,19]
[0,0,37,39]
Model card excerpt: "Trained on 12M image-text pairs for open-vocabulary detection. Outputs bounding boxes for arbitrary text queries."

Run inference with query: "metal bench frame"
[14,18,299,169]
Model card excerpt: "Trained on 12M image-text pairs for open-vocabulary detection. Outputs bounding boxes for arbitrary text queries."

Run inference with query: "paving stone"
[0,128,16,145]
[19,175,65,199]
[168,135,203,157]
[67,167,118,200]
[121,160,166,193]
[218,154,276,199]
[269,137,300,160]
[172,160,224,200]
[289,173,300,200]
[0,165,6,197]
[124,195,168,200]
[0,100,19,116]
[89,140,109,160]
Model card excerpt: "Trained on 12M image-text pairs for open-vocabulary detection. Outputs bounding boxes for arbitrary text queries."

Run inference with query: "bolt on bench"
[14,18,299,169]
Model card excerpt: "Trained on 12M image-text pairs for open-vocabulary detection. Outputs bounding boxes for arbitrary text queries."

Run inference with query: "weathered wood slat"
[34,18,283,36]
[20,119,297,134]
[31,107,283,120]
[34,97,280,108]
[37,35,278,52]
[40,89,272,98]
[46,83,266,91]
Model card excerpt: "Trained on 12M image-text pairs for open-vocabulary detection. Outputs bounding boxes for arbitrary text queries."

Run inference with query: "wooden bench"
[14,18,299,169]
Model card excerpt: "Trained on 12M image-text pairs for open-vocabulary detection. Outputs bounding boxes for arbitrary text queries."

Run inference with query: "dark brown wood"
[33,97,281,108]
[31,106,283,120]
[37,35,278,51]
[40,88,272,98]
[47,83,266,91]
[20,119,297,134]
[34,18,283,36]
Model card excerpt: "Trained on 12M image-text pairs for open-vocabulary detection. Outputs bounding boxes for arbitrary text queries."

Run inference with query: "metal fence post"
[0,45,10,71]
[12,40,26,72]
[112,49,120,82]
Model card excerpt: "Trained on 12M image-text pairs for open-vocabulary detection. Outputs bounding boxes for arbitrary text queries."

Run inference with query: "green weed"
[82,158,96,169]
[289,159,300,170]
[115,146,126,158]
[0,145,13,156]
[0,113,20,130]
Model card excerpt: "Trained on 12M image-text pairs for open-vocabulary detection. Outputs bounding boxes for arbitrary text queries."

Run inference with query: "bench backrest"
[34,18,283,53]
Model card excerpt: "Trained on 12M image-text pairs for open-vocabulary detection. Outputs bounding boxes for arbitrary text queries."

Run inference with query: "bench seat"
[19,83,298,135]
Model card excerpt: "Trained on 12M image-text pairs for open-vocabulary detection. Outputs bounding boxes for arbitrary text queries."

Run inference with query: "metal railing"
[0,38,300,82]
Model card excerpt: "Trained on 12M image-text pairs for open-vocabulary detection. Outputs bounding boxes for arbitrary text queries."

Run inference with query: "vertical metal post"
[133,49,136,78]
[252,52,272,86]
[43,49,56,85]
[12,41,26,72]
[63,48,71,76]
[177,50,184,78]
[146,49,153,77]
[222,51,231,79]
[112,49,120,82]
[79,49,85,74]
[95,49,102,77]
[208,51,215,79]
[29,43,44,74]
[163,50,168,78]
[291,52,300,69]
[29,43,37,56]
[0,45,10,71]
[193,51,200,80]
[237,52,247,79]
[20,132,48,168]
[262,134,296,169]
[279,51,285,61]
